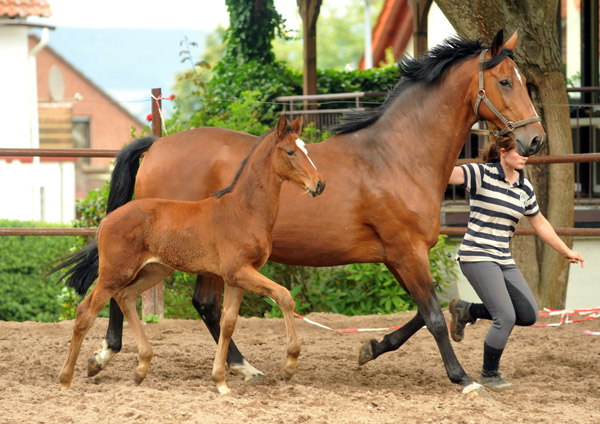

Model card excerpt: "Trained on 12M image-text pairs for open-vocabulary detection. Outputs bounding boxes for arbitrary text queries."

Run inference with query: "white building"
[0,1,75,223]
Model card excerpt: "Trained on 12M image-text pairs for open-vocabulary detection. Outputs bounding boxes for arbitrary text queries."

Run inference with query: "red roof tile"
[0,0,52,18]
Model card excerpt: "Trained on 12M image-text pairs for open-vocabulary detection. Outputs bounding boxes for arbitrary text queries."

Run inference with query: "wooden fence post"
[142,88,165,320]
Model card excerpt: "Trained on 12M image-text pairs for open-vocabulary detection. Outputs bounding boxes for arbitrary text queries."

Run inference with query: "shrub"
[0,220,78,322]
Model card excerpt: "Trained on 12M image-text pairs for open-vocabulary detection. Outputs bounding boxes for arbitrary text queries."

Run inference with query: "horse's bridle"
[472,49,541,137]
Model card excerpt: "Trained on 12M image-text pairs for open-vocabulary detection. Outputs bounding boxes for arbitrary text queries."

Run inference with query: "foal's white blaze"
[295,138,317,169]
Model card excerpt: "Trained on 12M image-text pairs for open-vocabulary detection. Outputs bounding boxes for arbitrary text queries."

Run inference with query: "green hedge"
[0,220,78,322]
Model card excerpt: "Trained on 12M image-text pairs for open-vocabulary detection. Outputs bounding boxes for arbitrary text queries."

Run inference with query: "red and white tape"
[293,312,402,333]
[535,307,600,332]
[293,307,600,335]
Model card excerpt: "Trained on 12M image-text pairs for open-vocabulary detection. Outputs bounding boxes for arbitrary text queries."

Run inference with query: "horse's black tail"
[47,136,158,296]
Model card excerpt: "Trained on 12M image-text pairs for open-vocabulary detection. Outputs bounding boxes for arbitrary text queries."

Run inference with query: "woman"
[448,136,584,389]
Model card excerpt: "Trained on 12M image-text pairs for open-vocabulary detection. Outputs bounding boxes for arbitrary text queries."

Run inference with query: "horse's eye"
[286,150,295,156]
[499,79,512,88]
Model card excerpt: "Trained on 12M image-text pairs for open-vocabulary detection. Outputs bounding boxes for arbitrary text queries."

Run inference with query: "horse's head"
[273,115,325,197]
[472,29,545,157]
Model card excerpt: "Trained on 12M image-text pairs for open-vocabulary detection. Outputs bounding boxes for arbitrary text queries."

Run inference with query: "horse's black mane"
[331,36,513,135]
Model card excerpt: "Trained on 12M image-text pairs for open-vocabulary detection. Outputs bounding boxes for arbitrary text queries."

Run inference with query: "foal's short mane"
[331,36,513,135]
[213,132,267,198]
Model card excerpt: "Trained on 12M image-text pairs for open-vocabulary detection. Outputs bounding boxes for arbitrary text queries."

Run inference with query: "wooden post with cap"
[142,88,165,320]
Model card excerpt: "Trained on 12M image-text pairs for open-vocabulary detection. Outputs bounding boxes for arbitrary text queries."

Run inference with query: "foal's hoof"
[228,359,265,382]
[133,373,146,385]
[217,384,231,395]
[462,382,491,398]
[358,339,376,365]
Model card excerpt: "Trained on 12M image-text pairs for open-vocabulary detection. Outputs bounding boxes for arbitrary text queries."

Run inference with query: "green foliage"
[224,0,287,64]
[0,220,79,322]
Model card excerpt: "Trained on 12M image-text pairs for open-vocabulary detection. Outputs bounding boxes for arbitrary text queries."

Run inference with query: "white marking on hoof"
[88,340,118,376]
[228,359,264,381]
[462,382,490,398]
[217,384,231,395]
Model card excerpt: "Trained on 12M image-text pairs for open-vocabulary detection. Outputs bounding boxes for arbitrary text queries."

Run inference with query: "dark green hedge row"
[0,220,78,322]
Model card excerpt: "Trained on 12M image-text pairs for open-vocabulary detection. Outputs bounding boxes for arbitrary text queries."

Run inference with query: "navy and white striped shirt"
[457,163,540,265]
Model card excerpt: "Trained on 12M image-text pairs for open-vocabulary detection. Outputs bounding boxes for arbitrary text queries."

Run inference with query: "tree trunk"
[297,0,322,100]
[435,0,574,308]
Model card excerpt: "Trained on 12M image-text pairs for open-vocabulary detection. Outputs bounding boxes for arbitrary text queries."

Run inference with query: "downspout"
[29,28,49,221]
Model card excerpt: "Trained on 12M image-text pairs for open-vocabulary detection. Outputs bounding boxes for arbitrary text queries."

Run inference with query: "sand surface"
[1,310,599,423]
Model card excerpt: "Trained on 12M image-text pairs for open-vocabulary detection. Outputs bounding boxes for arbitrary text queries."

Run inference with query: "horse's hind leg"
[114,263,173,385]
[87,299,124,377]
[192,274,264,380]
[359,310,425,365]
[59,286,113,390]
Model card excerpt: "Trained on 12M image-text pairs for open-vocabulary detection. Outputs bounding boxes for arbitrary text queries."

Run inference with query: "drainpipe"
[29,27,49,221]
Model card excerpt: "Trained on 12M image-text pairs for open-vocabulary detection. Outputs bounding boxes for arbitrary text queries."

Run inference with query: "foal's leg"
[212,284,245,395]
[114,263,173,385]
[192,274,264,380]
[212,267,300,395]
[59,285,113,390]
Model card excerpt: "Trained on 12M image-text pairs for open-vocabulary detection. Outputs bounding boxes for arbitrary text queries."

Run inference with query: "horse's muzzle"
[308,180,326,197]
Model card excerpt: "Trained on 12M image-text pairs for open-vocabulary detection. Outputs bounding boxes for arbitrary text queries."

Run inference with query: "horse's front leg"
[87,299,124,377]
[383,251,486,397]
[192,274,264,380]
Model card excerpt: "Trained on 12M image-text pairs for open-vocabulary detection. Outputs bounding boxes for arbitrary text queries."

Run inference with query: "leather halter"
[472,49,541,137]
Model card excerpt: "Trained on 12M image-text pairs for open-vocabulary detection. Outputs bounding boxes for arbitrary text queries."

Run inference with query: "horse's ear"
[291,116,303,136]
[276,114,289,138]
[490,29,504,56]
[502,30,519,52]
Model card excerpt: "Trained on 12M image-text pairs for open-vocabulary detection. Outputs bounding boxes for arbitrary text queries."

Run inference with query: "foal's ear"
[502,30,519,52]
[490,29,504,56]
[291,116,303,136]
[276,114,289,138]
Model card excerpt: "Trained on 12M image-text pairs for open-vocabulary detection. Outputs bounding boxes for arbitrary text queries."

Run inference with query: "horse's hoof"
[358,339,376,365]
[133,373,146,385]
[228,359,265,382]
[60,383,71,391]
[462,382,491,398]
[217,384,231,395]
[87,355,103,377]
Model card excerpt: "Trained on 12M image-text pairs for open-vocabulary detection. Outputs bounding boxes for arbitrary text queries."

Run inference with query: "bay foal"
[58,115,325,394]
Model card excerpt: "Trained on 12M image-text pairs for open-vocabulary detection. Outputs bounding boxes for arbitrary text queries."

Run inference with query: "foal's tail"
[47,136,157,296]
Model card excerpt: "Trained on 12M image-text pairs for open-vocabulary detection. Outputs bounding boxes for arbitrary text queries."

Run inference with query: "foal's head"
[272,115,325,197]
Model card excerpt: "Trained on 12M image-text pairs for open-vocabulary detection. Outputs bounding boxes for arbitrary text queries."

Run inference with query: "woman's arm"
[527,213,584,267]
[448,166,464,185]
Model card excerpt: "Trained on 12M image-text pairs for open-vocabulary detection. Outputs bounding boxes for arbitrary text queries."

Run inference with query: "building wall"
[33,37,144,165]
[30,36,144,198]
[0,26,31,148]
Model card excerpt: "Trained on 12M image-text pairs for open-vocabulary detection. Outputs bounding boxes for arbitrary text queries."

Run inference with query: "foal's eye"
[499,79,512,88]
[286,150,295,157]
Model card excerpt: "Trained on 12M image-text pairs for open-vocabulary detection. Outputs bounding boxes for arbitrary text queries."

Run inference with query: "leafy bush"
[0,220,78,322]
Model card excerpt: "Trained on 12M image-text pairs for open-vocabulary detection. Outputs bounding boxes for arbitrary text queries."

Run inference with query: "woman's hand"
[565,249,585,268]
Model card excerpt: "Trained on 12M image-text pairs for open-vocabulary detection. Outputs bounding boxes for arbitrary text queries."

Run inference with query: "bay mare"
[52,30,544,396]
[58,116,325,394]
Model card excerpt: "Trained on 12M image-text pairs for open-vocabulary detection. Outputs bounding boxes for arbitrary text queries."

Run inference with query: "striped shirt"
[457,163,540,265]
